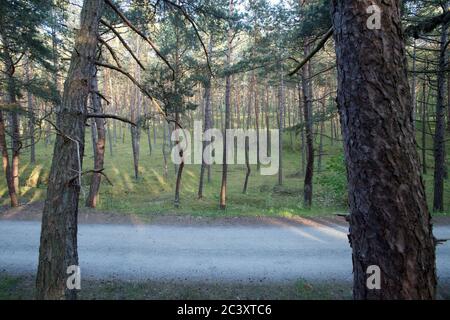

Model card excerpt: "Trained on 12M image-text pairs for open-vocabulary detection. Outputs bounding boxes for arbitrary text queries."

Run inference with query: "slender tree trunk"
[243,72,254,193]
[433,20,448,212]
[317,101,325,173]
[3,50,21,195]
[254,77,260,171]
[107,123,113,157]
[0,111,18,207]
[143,104,152,156]
[302,45,314,207]
[411,40,417,130]
[198,36,214,199]
[25,55,36,164]
[298,82,306,176]
[277,57,285,186]
[85,74,106,208]
[220,0,234,209]
[421,78,428,174]
[331,0,436,299]
[162,121,168,178]
[36,0,104,300]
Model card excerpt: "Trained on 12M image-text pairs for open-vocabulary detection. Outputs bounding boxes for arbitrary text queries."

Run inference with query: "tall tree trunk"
[302,45,314,207]
[25,55,36,164]
[220,0,234,209]
[243,73,253,193]
[331,0,436,299]
[254,77,260,171]
[298,82,306,176]
[421,79,428,174]
[265,82,271,157]
[411,40,417,130]
[3,50,21,195]
[198,36,214,199]
[433,20,448,212]
[0,111,18,207]
[317,101,325,173]
[85,74,105,208]
[162,121,168,178]
[277,57,285,186]
[243,72,255,193]
[36,0,104,300]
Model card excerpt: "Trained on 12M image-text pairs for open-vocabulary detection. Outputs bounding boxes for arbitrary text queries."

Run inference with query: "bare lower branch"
[98,36,123,69]
[100,19,145,70]
[82,168,114,186]
[86,113,135,126]
[288,28,333,77]
[90,90,110,105]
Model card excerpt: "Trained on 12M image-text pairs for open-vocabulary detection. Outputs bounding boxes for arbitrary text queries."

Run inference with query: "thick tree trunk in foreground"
[331,0,436,299]
[86,74,106,208]
[36,0,104,300]
[433,20,448,212]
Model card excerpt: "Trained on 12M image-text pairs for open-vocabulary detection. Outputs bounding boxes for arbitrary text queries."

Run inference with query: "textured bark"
[302,46,314,207]
[433,20,448,212]
[85,74,106,208]
[331,0,436,299]
[36,0,104,300]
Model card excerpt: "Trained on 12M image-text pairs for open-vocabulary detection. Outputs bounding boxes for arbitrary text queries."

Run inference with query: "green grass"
[1,123,449,218]
[0,273,353,300]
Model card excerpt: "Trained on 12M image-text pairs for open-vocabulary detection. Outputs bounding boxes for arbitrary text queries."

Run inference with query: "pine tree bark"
[331,0,436,299]
[36,0,104,300]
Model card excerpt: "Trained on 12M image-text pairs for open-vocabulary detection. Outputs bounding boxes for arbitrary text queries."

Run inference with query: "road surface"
[0,219,449,283]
